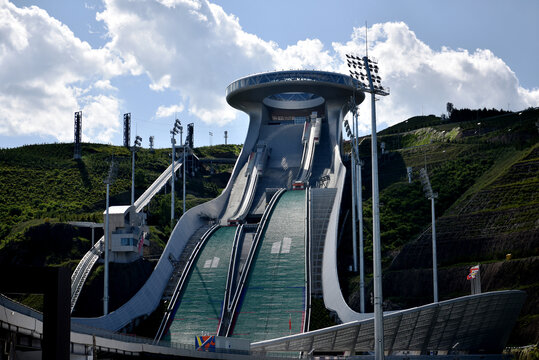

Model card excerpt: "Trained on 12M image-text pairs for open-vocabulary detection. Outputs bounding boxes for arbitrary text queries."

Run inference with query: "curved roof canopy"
[226,70,365,110]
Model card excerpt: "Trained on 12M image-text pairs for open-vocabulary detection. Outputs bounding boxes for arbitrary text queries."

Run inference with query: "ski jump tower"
[74,70,368,338]
[225,70,367,323]
[72,70,525,353]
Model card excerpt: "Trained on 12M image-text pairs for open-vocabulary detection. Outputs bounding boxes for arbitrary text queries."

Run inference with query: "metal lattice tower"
[186,123,194,149]
[149,136,154,152]
[123,113,131,148]
[74,111,82,159]
[224,130,228,145]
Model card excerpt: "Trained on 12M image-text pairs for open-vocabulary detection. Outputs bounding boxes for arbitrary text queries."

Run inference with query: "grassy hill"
[0,143,240,312]
[339,107,539,345]
[0,107,537,345]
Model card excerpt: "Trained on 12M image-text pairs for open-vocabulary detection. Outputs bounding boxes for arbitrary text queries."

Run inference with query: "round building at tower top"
[226,70,365,118]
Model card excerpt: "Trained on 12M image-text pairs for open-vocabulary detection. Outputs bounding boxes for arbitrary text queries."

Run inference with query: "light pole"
[349,99,366,313]
[344,119,358,274]
[345,116,366,313]
[103,158,116,315]
[182,128,186,217]
[171,119,181,226]
[347,53,390,360]
[131,135,142,205]
[420,167,439,303]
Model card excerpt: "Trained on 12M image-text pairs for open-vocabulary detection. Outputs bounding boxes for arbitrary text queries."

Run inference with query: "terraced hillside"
[342,108,539,345]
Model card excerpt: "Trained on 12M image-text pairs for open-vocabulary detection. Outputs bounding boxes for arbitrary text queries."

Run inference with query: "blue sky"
[1,0,538,149]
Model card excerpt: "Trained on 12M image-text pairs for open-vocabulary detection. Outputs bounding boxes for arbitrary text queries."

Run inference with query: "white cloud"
[93,79,116,91]
[2,0,538,146]
[0,1,126,142]
[333,22,539,132]
[95,0,291,126]
[80,94,121,143]
[149,74,171,91]
[95,0,347,126]
[155,104,184,118]
[97,3,538,133]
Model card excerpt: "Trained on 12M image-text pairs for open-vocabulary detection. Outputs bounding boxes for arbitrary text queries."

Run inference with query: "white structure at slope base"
[103,205,149,263]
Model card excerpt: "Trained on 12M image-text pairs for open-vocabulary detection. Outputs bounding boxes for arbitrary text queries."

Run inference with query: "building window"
[121,238,136,246]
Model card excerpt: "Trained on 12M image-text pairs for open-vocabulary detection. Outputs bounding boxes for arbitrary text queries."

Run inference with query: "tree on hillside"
[446,102,454,116]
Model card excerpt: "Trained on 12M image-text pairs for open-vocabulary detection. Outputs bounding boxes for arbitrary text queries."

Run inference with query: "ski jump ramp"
[73,70,367,336]
[69,71,521,353]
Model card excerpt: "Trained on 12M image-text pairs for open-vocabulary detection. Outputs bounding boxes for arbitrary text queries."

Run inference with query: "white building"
[103,205,148,263]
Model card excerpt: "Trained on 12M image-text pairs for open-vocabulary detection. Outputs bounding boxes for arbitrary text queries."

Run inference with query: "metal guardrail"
[70,237,103,312]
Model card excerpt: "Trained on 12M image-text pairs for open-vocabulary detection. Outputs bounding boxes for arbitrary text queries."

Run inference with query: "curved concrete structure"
[73,69,369,332]
[226,70,368,323]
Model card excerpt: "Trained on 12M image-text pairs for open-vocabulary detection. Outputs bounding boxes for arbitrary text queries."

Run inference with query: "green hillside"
[0,143,240,312]
[340,107,539,345]
[0,107,537,345]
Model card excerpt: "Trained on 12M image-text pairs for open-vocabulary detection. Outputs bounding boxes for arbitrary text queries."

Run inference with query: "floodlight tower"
[178,123,185,217]
[74,111,82,160]
[347,53,390,360]
[131,135,142,205]
[103,158,116,315]
[123,113,131,148]
[170,119,181,226]
[420,167,439,303]
[149,136,155,153]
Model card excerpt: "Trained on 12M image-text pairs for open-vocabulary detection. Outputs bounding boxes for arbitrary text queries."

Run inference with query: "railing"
[70,159,184,312]
[295,118,320,187]
[70,237,104,312]
[229,144,267,223]
[226,70,360,96]
[224,188,286,336]
[153,224,220,343]
[134,160,183,212]
[218,224,244,336]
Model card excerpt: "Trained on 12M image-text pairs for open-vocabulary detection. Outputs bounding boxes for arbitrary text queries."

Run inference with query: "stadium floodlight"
[74,111,82,159]
[420,167,439,303]
[131,135,142,205]
[103,158,117,316]
[346,52,390,360]
[149,136,154,153]
[170,119,181,226]
[123,113,131,148]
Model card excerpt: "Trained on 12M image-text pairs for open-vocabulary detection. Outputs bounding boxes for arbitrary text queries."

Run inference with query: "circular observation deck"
[226,70,365,110]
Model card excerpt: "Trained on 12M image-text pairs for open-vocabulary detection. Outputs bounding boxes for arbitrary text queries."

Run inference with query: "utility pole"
[131,135,142,205]
[420,167,439,303]
[170,119,181,226]
[180,124,186,217]
[344,119,358,273]
[103,159,116,315]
